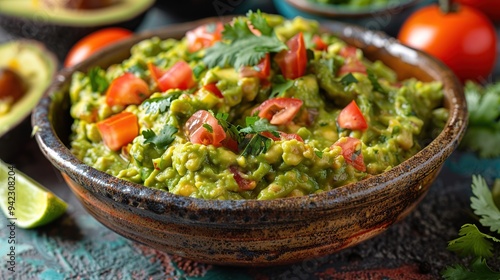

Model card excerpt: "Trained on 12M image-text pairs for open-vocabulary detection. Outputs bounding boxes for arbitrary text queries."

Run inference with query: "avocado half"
[0,0,154,61]
[0,40,57,161]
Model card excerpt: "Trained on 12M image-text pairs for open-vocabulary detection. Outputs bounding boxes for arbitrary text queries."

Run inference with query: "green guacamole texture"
[69,14,448,200]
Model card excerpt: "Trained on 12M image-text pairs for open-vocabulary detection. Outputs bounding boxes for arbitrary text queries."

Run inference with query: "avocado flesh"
[0,40,57,159]
[0,0,155,27]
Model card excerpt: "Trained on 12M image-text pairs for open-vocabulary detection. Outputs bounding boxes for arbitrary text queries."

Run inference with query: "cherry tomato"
[185,110,226,147]
[240,54,271,80]
[274,32,307,80]
[229,166,257,191]
[331,137,366,172]
[337,100,368,130]
[252,97,303,125]
[155,61,195,92]
[97,112,139,151]
[105,73,150,107]
[186,22,224,53]
[454,0,500,22]
[65,28,132,67]
[398,4,497,82]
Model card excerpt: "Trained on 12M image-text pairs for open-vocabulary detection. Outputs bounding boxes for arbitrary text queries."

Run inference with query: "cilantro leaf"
[142,91,182,114]
[367,69,387,94]
[88,67,109,93]
[142,125,178,149]
[447,224,499,258]
[340,73,358,86]
[471,175,500,234]
[240,117,278,136]
[222,18,253,41]
[442,258,500,280]
[215,112,241,143]
[270,75,294,98]
[247,10,273,36]
[240,134,273,157]
[204,36,286,70]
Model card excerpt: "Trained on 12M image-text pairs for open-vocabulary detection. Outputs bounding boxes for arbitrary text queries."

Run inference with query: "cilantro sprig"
[88,67,109,93]
[142,125,178,149]
[203,11,287,70]
[460,81,500,158]
[442,175,500,278]
[142,91,182,114]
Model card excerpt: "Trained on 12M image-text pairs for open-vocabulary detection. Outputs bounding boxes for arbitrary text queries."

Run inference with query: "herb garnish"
[340,73,358,86]
[270,75,294,98]
[442,175,500,278]
[88,67,109,93]
[142,125,178,149]
[203,10,287,70]
[367,69,387,94]
[142,91,182,114]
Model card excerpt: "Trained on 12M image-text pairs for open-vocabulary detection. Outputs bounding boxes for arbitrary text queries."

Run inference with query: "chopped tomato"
[312,35,328,51]
[229,166,257,191]
[337,100,368,130]
[203,82,223,98]
[186,22,224,53]
[185,110,226,147]
[96,112,139,151]
[147,62,166,85]
[240,53,271,80]
[156,61,195,92]
[274,32,307,80]
[332,137,366,172]
[261,131,304,142]
[338,60,367,76]
[252,97,303,125]
[339,46,358,59]
[105,73,150,107]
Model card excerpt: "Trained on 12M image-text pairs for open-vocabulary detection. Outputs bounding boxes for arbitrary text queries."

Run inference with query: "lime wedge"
[0,160,67,229]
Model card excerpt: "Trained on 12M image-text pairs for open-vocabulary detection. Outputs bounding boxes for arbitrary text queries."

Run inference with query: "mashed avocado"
[69,12,448,200]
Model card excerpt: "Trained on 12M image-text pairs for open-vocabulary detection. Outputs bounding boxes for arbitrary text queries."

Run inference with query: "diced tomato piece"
[203,82,223,98]
[338,60,367,76]
[339,46,358,59]
[312,35,328,51]
[337,100,368,130]
[156,61,195,92]
[240,53,270,80]
[186,22,224,53]
[229,166,257,191]
[147,62,166,85]
[221,137,239,153]
[185,110,226,147]
[252,97,303,125]
[332,137,366,172]
[261,131,304,142]
[274,32,308,80]
[105,73,150,107]
[96,112,139,151]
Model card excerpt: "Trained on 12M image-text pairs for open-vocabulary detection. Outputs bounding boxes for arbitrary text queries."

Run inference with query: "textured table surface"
[1,2,500,279]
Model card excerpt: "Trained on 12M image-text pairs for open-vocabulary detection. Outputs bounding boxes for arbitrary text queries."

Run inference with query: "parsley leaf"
[88,67,109,93]
[142,91,182,114]
[142,125,178,149]
[471,175,500,234]
[203,11,286,70]
[367,69,387,94]
[340,73,358,86]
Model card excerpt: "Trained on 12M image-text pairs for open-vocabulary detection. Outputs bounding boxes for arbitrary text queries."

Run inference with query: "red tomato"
[185,110,226,147]
[398,4,497,82]
[252,97,303,125]
[203,82,223,98]
[106,73,151,107]
[156,61,195,92]
[274,32,308,80]
[261,131,304,142]
[332,137,366,172]
[312,35,328,51]
[337,100,368,130]
[240,54,271,80]
[147,62,166,85]
[186,22,224,53]
[339,46,358,58]
[229,166,257,191]
[97,112,139,151]
[65,28,132,67]
[338,46,366,76]
[454,0,500,22]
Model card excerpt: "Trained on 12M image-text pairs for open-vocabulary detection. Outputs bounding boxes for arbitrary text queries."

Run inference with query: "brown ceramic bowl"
[32,17,467,266]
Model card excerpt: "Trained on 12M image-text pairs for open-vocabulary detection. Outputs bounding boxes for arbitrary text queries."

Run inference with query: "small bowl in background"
[273,0,432,37]
[32,17,467,266]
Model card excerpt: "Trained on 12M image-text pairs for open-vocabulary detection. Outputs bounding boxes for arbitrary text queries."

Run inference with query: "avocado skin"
[0,12,146,62]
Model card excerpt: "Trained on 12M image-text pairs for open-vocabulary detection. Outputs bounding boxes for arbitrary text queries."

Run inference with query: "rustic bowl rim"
[284,0,422,18]
[32,17,467,215]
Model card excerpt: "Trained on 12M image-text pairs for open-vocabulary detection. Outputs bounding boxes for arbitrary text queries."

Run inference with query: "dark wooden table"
[1,2,500,279]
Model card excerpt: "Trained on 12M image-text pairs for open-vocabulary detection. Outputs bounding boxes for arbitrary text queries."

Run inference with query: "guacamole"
[69,13,448,200]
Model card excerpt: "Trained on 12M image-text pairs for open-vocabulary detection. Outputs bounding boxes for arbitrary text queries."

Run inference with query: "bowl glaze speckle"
[32,17,467,266]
